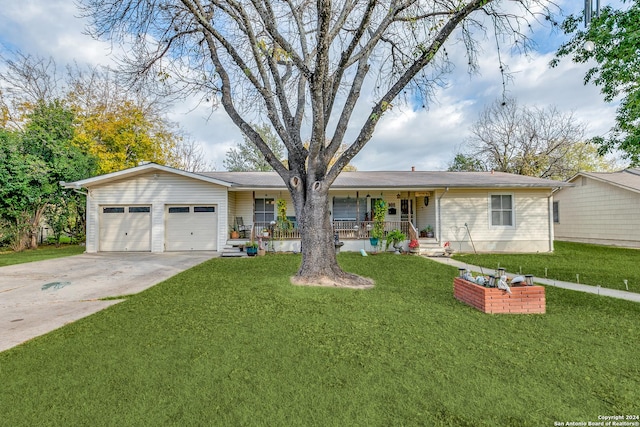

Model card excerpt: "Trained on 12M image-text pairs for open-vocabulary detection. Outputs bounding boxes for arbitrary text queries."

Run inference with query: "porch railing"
[245,220,416,241]
[332,220,413,240]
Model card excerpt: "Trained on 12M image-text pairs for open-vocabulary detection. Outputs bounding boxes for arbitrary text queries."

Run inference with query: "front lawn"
[1,254,638,426]
[0,244,85,267]
[453,241,640,292]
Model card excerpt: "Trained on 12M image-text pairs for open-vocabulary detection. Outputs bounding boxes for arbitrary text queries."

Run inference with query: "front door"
[400,199,414,225]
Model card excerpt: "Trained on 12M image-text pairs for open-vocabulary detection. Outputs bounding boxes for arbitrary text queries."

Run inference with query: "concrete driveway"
[0,252,218,353]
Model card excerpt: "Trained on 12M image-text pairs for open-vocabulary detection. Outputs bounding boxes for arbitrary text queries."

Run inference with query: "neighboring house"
[61,162,569,254]
[553,168,640,248]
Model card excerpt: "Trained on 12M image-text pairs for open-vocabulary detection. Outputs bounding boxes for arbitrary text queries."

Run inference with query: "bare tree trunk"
[28,206,46,249]
[291,181,373,289]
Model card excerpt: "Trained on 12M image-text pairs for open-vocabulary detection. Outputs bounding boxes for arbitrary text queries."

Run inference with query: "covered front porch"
[227,219,445,255]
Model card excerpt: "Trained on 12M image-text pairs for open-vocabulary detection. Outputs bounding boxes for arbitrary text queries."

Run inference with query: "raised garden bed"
[453,277,545,314]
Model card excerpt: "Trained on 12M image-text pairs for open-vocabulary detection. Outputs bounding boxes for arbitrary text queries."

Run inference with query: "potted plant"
[425,224,434,238]
[230,225,240,239]
[385,229,406,254]
[408,239,420,254]
[370,199,386,251]
[245,241,258,256]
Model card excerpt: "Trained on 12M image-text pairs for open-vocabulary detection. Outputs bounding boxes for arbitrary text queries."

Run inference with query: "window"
[553,201,559,223]
[194,206,215,213]
[103,207,125,214]
[254,198,275,223]
[490,194,513,227]
[333,197,366,220]
[129,207,150,213]
[168,207,190,213]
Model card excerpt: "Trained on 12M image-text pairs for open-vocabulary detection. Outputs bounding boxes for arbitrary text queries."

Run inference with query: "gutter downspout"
[548,190,555,252]
[437,187,449,243]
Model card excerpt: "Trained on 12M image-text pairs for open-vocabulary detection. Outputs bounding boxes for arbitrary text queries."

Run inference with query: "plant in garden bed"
[384,229,406,253]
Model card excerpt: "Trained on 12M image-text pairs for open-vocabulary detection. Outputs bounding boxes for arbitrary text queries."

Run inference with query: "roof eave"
[61,163,233,189]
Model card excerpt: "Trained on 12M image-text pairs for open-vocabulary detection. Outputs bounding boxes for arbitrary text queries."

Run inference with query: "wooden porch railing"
[246,220,416,241]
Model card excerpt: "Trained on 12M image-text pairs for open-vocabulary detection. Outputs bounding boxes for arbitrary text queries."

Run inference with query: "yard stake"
[545,267,548,277]
[464,222,483,276]
[624,279,628,291]
[576,274,579,284]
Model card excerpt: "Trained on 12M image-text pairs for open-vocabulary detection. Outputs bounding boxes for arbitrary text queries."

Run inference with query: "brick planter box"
[453,277,545,314]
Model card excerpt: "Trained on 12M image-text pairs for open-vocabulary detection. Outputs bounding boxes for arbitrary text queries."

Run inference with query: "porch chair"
[234,217,252,238]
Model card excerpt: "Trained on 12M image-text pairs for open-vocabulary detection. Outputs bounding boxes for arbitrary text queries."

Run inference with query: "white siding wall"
[440,189,552,253]
[554,176,640,248]
[86,171,228,252]
[416,193,436,234]
[234,192,255,226]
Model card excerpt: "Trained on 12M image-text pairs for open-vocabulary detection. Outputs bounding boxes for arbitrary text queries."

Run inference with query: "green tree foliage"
[0,100,96,249]
[223,123,284,171]
[552,0,640,165]
[447,153,486,172]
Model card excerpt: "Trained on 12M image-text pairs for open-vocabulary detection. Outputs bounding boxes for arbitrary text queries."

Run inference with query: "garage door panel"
[165,205,217,251]
[99,206,151,252]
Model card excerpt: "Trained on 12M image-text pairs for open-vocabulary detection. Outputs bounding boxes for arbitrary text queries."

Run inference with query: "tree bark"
[291,179,373,289]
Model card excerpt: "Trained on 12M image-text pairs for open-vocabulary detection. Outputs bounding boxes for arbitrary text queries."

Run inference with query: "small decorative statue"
[497,275,512,294]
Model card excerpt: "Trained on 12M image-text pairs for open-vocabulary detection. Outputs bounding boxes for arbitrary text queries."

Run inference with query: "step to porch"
[220,245,247,257]
[417,239,447,257]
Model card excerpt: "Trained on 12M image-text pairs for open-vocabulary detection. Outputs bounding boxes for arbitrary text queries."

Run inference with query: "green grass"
[1,254,638,426]
[0,244,85,267]
[453,241,640,292]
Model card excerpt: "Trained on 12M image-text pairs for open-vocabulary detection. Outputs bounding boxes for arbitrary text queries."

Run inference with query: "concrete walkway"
[0,252,218,353]
[428,256,640,303]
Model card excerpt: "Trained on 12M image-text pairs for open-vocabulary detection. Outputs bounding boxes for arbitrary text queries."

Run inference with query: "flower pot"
[426,231,434,238]
[369,237,379,247]
[230,231,240,239]
[246,247,258,256]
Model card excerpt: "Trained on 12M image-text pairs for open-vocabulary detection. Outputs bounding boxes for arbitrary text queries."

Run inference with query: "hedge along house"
[61,162,570,254]
[553,169,640,249]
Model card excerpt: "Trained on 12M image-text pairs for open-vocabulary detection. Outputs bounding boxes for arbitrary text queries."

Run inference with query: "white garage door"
[99,206,151,252]
[165,205,218,251]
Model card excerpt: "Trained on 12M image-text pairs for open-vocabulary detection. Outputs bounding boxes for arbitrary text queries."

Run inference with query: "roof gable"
[571,169,640,194]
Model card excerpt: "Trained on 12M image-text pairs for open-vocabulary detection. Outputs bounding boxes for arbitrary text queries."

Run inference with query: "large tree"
[552,0,640,165]
[81,0,555,287]
[454,98,614,180]
[0,100,96,250]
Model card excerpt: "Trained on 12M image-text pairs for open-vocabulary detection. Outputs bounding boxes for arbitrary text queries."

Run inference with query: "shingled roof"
[573,169,640,194]
[201,170,569,189]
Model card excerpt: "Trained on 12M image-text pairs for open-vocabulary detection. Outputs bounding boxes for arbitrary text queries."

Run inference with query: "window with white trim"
[490,194,514,227]
[332,197,366,221]
[254,198,275,223]
[553,201,559,223]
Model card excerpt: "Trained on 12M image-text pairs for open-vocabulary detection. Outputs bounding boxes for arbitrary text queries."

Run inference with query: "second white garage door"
[165,205,218,251]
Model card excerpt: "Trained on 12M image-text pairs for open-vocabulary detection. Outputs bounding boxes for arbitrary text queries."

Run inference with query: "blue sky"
[0,0,622,171]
